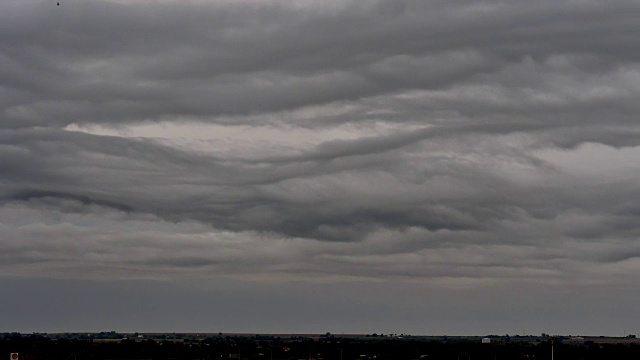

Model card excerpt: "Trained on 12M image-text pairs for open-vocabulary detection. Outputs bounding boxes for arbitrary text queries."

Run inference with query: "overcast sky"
[1,0,640,336]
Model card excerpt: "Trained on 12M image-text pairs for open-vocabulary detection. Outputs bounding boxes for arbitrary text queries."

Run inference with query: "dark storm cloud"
[2,0,639,135]
[1,0,640,290]
[1,127,494,238]
[7,189,134,212]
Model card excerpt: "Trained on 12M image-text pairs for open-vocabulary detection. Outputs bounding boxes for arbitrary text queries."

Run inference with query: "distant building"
[482,338,491,344]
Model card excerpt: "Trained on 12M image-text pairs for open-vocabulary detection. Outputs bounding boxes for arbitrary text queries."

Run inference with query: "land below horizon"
[3,331,640,360]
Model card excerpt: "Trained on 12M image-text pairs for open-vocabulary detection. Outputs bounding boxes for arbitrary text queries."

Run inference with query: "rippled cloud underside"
[1,0,640,335]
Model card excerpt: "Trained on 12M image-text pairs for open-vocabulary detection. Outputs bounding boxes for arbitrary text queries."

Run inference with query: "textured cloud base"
[1,0,640,333]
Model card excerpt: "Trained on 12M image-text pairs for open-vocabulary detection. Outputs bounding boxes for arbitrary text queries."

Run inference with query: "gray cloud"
[3,0,640,134]
[1,0,640,333]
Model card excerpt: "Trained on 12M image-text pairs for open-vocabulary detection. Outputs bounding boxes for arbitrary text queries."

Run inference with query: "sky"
[1,0,640,336]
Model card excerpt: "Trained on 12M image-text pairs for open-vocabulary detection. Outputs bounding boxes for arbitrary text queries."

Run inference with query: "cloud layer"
[1,0,640,333]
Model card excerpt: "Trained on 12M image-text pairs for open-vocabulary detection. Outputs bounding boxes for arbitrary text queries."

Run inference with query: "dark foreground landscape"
[2,332,640,360]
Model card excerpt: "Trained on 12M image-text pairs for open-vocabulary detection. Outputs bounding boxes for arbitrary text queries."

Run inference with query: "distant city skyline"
[1,0,640,335]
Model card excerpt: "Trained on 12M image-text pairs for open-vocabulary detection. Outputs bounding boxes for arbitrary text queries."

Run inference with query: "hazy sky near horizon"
[1,0,640,335]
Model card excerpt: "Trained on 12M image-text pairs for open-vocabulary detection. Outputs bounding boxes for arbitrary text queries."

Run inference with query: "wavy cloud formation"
[1,0,640,333]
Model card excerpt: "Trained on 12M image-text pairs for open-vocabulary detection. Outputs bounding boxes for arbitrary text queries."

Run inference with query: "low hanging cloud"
[1,0,640,289]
